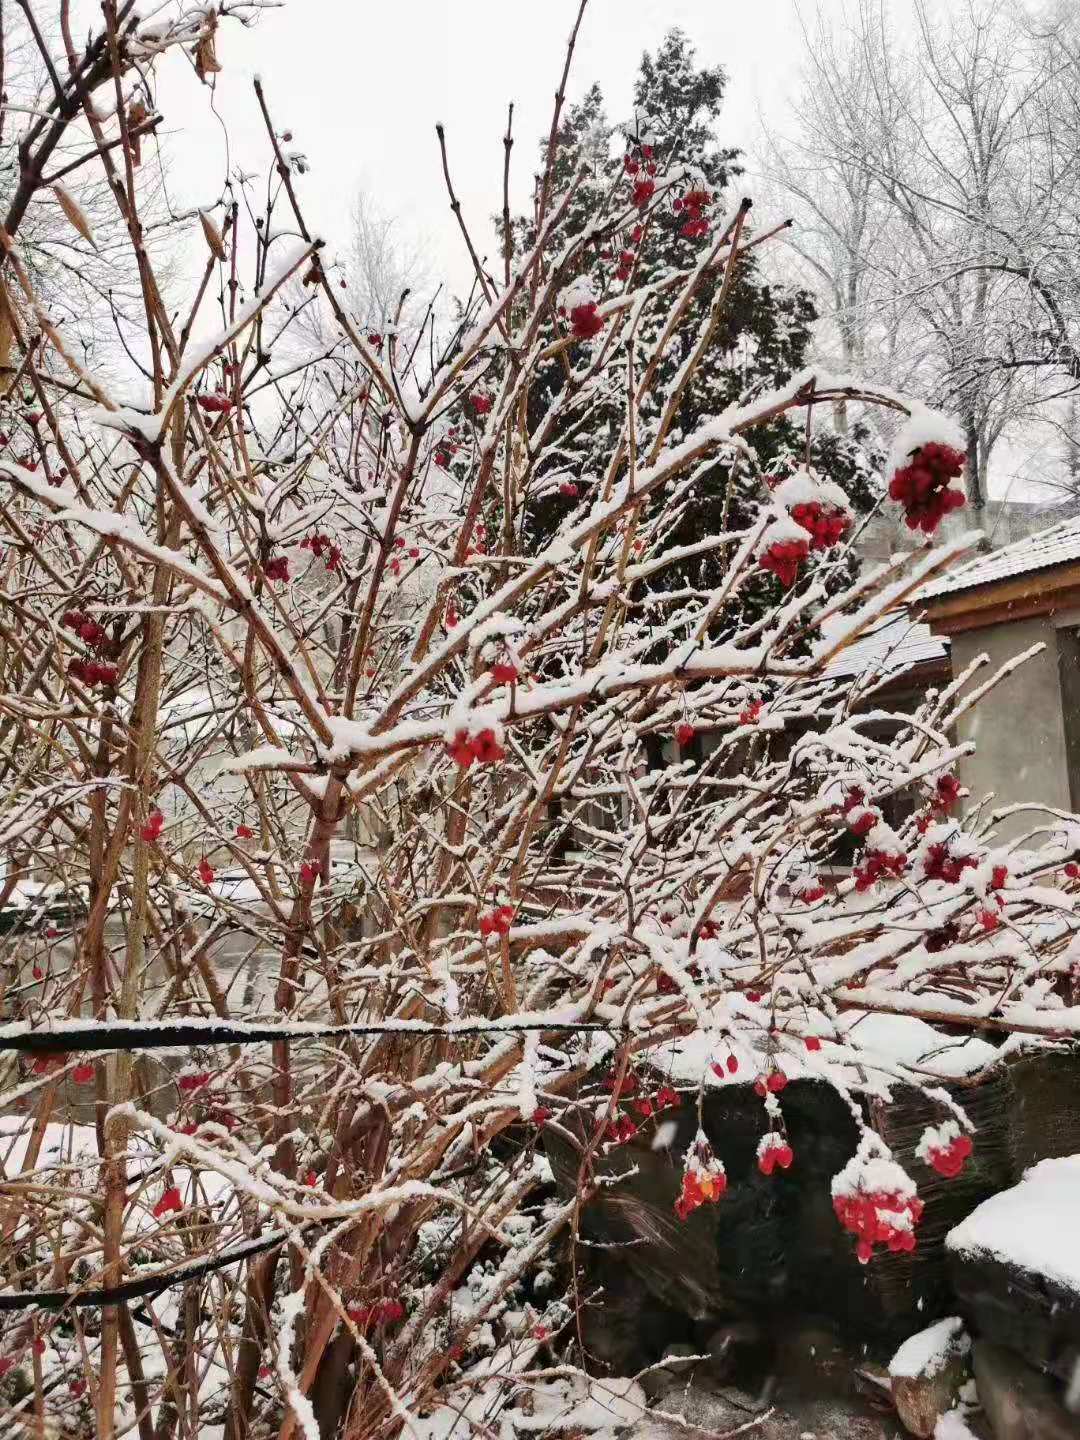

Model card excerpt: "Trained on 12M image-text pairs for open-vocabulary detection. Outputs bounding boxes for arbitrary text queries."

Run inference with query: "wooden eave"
[919,559,1080,635]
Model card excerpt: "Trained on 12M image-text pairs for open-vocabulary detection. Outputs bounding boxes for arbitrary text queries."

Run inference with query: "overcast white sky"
[139,0,1050,500]
[151,0,816,293]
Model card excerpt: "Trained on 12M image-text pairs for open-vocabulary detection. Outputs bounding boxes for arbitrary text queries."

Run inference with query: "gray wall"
[949,617,1073,836]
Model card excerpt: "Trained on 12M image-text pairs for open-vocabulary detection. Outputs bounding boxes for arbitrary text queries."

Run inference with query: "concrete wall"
[949,617,1073,835]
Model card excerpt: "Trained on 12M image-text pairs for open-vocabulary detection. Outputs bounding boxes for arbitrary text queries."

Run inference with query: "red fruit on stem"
[632,177,655,208]
[760,537,810,587]
[472,729,505,764]
[197,391,233,414]
[888,443,965,534]
[153,1185,182,1218]
[569,302,604,340]
[675,722,696,747]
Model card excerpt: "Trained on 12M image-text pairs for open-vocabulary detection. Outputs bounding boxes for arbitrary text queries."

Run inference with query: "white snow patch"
[946,1155,1080,1294]
[889,1317,968,1379]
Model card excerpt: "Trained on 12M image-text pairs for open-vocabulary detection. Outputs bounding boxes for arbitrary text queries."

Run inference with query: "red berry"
[675,722,696,747]
[197,391,233,414]
[153,1185,182,1218]
[568,302,604,340]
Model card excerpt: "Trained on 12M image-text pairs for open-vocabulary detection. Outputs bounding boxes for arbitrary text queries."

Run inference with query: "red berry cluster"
[197,857,215,885]
[739,698,763,725]
[140,808,164,843]
[62,610,109,651]
[853,847,908,892]
[932,773,963,814]
[922,841,977,885]
[614,249,635,283]
[833,1187,923,1263]
[790,500,849,549]
[72,1062,94,1084]
[604,1113,639,1145]
[263,555,290,583]
[69,657,117,688]
[917,1121,974,1179]
[753,1069,788,1096]
[479,904,514,937]
[632,176,656,208]
[675,722,696,747]
[491,660,519,684]
[558,480,579,498]
[446,728,506,768]
[467,391,493,417]
[197,391,233,414]
[675,186,711,240]
[675,1151,727,1220]
[569,301,604,340]
[757,1133,795,1176]
[760,536,810,587]
[178,1071,211,1093]
[299,859,322,887]
[623,142,657,178]
[300,533,343,572]
[888,442,966,534]
[347,1299,405,1329]
[236,823,255,838]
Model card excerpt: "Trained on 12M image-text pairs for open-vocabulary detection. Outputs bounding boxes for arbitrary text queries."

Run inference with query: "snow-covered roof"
[920,515,1080,600]
[823,615,948,684]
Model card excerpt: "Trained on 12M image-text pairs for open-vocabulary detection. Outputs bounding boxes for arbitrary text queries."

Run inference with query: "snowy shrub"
[0,4,1078,1439]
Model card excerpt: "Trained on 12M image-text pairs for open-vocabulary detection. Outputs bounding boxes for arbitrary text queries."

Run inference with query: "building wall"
[949,617,1073,835]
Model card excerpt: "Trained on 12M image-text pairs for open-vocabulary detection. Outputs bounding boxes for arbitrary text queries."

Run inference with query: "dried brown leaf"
[194,12,222,83]
[53,183,97,251]
[127,99,149,166]
[200,210,227,262]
